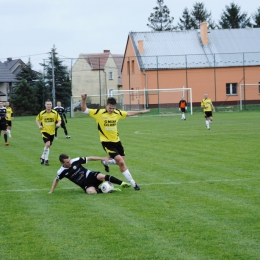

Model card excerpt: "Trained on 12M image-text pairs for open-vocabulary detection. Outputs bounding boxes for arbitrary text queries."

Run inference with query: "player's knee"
[86,187,97,194]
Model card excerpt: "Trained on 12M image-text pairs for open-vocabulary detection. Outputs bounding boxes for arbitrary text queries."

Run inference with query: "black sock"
[4,133,7,142]
[105,175,122,185]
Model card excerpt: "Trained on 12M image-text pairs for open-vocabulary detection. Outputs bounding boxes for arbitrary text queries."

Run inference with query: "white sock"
[122,169,136,187]
[7,129,11,136]
[42,147,49,160]
[206,120,210,128]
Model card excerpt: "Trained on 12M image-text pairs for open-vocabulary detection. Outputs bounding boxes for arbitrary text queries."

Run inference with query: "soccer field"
[0,111,259,260]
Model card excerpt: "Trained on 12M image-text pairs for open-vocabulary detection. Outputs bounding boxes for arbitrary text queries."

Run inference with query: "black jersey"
[54,106,66,121]
[57,157,90,187]
[0,106,7,123]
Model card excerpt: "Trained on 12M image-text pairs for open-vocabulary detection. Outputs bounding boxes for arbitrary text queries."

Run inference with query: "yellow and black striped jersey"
[5,107,13,120]
[201,98,213,112]
[87,108,127,142]
[36,109,61,135]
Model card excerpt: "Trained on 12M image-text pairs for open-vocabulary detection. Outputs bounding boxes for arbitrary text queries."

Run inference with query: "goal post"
[111,88,193,115]
[70,87,193,117]
[240,84,260,110]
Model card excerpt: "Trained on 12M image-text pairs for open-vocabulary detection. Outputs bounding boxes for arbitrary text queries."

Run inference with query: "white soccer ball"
[101,181,114,193]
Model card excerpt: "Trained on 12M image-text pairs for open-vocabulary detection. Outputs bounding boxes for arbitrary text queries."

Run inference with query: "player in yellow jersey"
[5,102,13,138]
[81,93,150,191]
[36,99,61,165]
[201,93,215,130]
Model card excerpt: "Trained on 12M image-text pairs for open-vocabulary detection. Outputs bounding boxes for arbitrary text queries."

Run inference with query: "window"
[226,83,237,95]
[108,89,114,97]
[108,71,114,80]
[131,60,135,73]
[259,82,260,94]
[127,61,130,74]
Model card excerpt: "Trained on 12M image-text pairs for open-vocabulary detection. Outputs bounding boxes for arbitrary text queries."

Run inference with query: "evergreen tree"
[190,2,216,29]
[15,58,40,87]
[147,0,175,31]
[40,46,72,108]
[10,79,38,116]
[177,7,194,30]
[218,2,251,28]
[252,7,260,28]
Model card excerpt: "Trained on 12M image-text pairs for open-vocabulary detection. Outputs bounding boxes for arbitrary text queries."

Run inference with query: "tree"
[177,7,194,30]
[252,7,260,28]
[190,2,216,29]
[218,2,251,29]
[147,0,175,31]
[41,46,72,108]
[10,79,38,116]
[15,58,40,87]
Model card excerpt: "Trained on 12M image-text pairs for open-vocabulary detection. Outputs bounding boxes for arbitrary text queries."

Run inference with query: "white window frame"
[226,83,237,95]
[108,71,114,80]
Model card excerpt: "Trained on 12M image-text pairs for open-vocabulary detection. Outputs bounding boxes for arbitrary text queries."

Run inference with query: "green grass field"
[1,111,259,260]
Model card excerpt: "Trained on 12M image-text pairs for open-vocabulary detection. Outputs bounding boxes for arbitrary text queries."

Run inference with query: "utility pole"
[51,49,55,105]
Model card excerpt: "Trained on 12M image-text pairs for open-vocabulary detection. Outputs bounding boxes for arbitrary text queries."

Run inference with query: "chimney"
[138,40,144,54]
[103,50,110,53]
[200,22,208,45]
[7,57,12,61]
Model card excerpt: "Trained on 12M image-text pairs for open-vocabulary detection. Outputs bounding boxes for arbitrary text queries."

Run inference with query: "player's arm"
[126,109,150,117]
[81,93,88,112]
[211,103,215,112]
[49,178,59,193]
[36,119,42,130]
[56,114,62,128]
[87,156,110,162]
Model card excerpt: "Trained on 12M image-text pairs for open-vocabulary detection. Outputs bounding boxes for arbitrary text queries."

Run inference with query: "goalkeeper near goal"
[81,93,150,191]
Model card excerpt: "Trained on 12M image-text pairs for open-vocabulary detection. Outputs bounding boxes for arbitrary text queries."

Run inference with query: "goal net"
[239,84,260,110]
[69,87,192,117]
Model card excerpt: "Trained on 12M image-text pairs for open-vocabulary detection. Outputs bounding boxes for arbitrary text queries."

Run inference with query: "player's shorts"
[0,122,7,131]
[6,120,12,127]
[180,108,186,112]
[204,111,213,118]
[101,141,125,159]
[83,171,102,192]
[42,132,54,144]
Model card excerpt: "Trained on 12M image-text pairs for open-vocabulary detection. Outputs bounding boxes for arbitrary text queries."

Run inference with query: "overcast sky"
[0,0,259,72]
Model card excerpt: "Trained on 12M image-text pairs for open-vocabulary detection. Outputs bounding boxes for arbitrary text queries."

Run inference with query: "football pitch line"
[2,177,259,193]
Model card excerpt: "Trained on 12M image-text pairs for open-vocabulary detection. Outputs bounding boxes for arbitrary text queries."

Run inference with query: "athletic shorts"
[180,108,186,112]
[6,120,12,127]
[101,141,125,158]
[42,132,54,144]
[83,171,102,192]
[204,111,213,118]
[0,122,7,131]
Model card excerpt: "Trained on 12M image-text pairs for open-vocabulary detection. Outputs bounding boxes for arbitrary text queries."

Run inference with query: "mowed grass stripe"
[1,112,260,260]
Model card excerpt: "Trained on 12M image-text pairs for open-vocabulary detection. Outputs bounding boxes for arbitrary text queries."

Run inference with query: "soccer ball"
[101,181,114,193]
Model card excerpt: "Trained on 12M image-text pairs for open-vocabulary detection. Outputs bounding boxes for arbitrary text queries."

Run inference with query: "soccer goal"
[111,87,193,115]
[239,84,260,110]
[70,87,192,117]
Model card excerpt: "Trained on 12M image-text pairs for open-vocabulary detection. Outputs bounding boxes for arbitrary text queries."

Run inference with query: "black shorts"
[101,141,125,158]
[83,171,102,191]
[42,132,54,144]
[204,111,213,118]
[6,120,12,127]
[180,108,186,112]
[0,122,7,131]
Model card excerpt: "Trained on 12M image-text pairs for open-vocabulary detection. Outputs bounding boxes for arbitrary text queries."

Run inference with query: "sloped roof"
[81,52,123,85]
[0,62,16,82]
[129,28,260,70]
[82,52,110,70]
